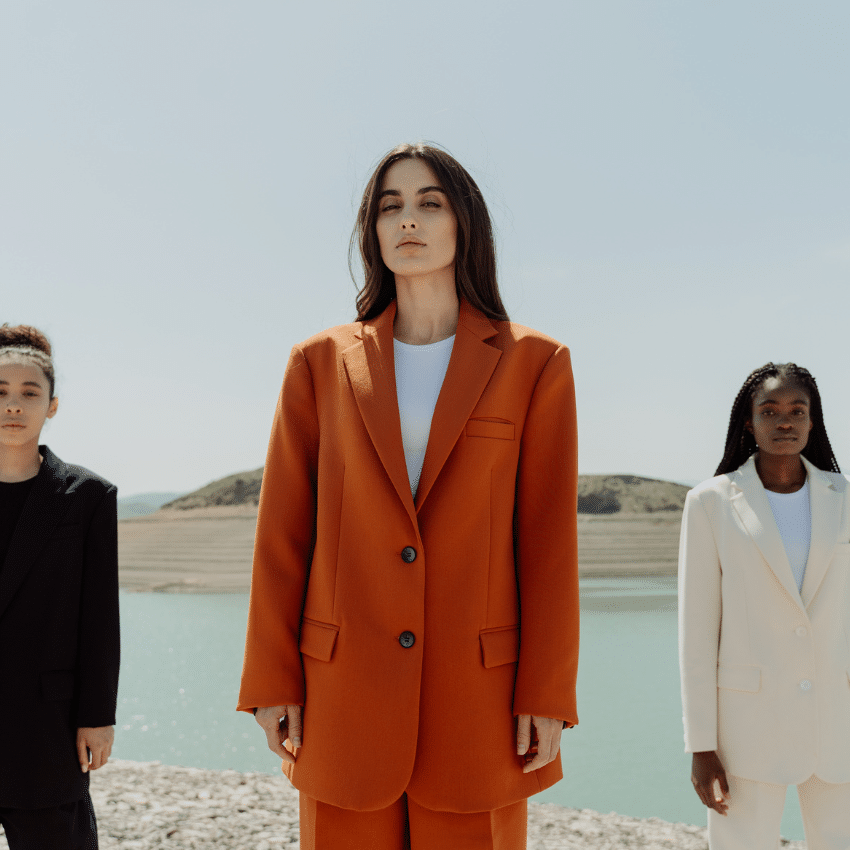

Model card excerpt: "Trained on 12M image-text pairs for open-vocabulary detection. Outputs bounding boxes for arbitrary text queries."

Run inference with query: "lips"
[397,238,425,247]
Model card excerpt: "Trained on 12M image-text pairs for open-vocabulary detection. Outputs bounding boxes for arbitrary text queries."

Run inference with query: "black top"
[0,476,38,571]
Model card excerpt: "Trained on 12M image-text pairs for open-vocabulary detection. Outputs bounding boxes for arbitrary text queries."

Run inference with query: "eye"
[380,201,400,213]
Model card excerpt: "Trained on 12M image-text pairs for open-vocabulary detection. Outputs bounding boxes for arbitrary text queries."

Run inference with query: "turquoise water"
[113,581,806,840]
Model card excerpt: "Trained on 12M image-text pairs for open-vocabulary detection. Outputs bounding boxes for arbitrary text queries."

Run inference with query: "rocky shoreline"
[0,760,806,849]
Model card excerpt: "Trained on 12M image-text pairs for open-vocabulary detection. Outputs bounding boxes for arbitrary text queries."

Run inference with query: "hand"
[691,750,729,815]
[76,726,114,772]
[255,705,302,765]
[516,714,563,773]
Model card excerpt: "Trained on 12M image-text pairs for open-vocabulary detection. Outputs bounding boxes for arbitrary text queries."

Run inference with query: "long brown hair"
[350,143,509,322]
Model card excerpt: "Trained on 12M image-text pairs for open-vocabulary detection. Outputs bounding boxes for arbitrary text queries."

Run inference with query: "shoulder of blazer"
[296,320,365,355]
[39,445,116,499]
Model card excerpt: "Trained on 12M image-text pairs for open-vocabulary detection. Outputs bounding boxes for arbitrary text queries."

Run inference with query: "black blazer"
[0,445,120,808]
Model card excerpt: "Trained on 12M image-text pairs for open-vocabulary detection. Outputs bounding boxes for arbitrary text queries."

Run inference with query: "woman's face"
[746,375,813,458]
[375,158,457,283]
[0,359,58,449]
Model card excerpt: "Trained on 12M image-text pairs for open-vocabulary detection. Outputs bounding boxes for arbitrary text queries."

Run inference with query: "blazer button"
[401,546,417,563]
[799,679,812,691]
[795,626,808,637]
[399,631,415,648]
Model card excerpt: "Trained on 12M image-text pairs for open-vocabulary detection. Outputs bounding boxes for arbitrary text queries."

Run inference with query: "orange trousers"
[299,792,527,850]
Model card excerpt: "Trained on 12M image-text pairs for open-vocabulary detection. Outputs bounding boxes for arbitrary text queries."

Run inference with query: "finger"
[718,769,730,798]
[522,751,552,773]
[516,715,531,755]
[263,723,290,759]
[90,746,106,771]
[539,720,561,763]
[76,736,90,773]
[286,706,302,749]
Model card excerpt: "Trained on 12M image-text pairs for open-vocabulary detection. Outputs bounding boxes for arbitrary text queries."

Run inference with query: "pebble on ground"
[0,760,808,849]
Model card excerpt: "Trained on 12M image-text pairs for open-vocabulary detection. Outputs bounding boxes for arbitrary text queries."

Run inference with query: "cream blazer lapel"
[728,454,846,611]
[800,455,845,608]
[729,455,803,607]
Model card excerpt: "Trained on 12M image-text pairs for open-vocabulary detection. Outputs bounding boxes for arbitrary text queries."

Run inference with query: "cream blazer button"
[800,680,812,691]
[795,626,808,636]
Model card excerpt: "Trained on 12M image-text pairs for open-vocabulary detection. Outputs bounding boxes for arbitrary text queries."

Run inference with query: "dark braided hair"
[715,363,840,476]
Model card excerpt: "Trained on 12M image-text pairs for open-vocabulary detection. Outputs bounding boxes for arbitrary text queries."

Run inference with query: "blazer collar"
[0,445,71,620]
[342,298,501,528]
[729,454,844,609]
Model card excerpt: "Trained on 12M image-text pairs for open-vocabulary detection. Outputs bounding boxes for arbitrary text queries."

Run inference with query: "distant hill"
[161,468,263,510]
[159,467,689,514]
[117,491,186,520]
[577,475,689,514]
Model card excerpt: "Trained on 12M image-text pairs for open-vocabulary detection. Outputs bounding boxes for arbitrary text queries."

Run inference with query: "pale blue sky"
[2,0,848,495]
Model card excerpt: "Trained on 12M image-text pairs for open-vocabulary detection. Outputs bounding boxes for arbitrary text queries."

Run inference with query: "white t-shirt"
[765,479,812,592]
[393,335,455,497]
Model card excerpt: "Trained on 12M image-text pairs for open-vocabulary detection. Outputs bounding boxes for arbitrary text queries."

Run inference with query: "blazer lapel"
[800,456,845,608]
[0,446,70,620]
[729,455,803,607]
[414,300,501,512]
[342,301,418,528]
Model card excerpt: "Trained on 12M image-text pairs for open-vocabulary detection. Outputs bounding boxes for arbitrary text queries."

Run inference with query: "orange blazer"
[237,298,579,813]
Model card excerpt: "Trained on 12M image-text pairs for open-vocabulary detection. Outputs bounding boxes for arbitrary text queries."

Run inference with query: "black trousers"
[0,790,98,850]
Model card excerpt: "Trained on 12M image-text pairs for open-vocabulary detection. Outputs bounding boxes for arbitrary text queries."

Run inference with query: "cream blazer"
[678,454,850,785]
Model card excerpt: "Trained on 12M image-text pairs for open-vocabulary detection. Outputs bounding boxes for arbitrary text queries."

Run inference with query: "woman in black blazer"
[0,324,120,850]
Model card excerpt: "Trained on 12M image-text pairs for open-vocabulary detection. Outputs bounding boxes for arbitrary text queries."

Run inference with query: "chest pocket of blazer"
[466,419,515,441]
[299,618,340,662]
[717,664,761,693]
[48,523,82,541]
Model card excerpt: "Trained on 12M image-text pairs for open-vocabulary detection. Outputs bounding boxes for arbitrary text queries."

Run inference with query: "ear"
[46,396,59,419]
[744,418,753,434]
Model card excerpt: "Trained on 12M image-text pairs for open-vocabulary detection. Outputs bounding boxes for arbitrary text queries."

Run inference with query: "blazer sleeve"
[678,489,722,753]
[512,344,580,726]
[237,346,319,712]
[75,484,121,728]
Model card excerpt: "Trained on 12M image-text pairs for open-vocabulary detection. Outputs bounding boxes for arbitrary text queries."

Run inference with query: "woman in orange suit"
[237,142,579,849]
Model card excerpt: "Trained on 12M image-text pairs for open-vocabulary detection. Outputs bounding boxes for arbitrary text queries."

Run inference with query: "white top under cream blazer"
[678,454,850,785]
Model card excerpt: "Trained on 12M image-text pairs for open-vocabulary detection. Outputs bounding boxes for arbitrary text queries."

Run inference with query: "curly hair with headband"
[0,324,56,399]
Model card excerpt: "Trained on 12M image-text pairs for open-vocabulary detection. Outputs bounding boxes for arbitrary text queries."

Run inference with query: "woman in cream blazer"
[679,362,850,850]
[238,144,579,850]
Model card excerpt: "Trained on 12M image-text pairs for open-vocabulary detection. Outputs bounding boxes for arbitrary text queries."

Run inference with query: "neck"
[393,274,459,345]
[755,452,807,493]
[0,440,43,483]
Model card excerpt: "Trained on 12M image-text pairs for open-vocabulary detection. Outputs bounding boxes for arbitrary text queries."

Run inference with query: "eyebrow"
[0,380,44,388]
[756,397,809,406]
[378,186,446,199]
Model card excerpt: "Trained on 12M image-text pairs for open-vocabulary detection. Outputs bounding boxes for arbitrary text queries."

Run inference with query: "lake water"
[113,580,806,841]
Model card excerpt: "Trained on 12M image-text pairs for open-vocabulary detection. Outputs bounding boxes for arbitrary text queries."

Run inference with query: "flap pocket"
[717,664,761,693]
[480,625,520,668]
[41,670,75,701]
[299,618,339,662]
[466,419,515,441]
